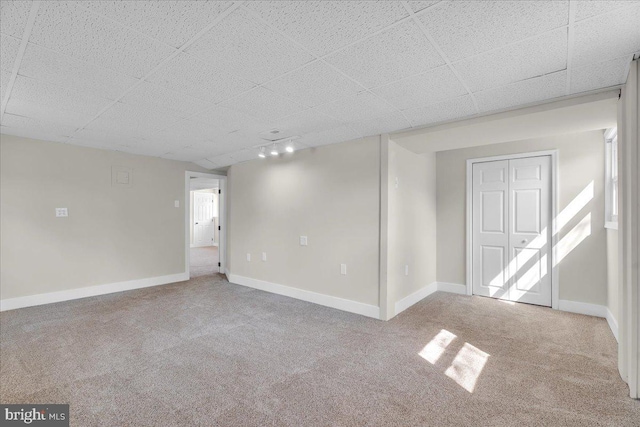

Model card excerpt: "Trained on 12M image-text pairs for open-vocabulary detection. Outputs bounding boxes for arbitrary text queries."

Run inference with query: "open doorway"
[185,171,226,279]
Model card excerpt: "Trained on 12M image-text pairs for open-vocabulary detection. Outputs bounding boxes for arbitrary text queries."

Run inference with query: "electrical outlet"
[340,264,347,275]
[55,208,68,217]
[300,236,308,246]
[174,200,180,208]
[405,265,409,276]
[262,252,267,261]
[246,253,251,262]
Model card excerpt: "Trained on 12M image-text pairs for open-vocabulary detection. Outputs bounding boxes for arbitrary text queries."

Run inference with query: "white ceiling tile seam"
[565,0,577,96]
[239,4,415,131]
[0,0,41,121]
[401,1,479,114]
[63,1,245,142]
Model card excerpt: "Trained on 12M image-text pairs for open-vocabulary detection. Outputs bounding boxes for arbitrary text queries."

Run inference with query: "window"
[605,127,618,229]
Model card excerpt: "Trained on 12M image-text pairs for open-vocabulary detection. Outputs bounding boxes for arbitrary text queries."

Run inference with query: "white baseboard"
[0,272,189,312]
[606,308,619,342]
[394,282,469,316]
[395,282,438,315]
[227,273,380,319]
[428,285,619,342]
[437,282,468,295]
[558,299,618,342]
[558,299,608,317]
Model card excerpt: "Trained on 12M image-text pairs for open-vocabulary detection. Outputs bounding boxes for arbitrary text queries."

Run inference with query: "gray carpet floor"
[190,246,218,278]
[1,273,638,426]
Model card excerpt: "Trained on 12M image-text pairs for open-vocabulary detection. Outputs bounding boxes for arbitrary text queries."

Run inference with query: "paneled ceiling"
[1,1,638,169]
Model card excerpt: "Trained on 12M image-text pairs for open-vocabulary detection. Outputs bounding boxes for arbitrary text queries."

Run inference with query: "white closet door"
[472,160,510,300]
[508,156,552,306]
[472,156,552,306]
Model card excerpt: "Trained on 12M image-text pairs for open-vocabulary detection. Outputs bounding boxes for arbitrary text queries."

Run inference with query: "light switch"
[246,253,251,262]
[300,236,308,246]
[395,177,399,189]
[340,264,347,275]
[405,265,409,276]
[55,208,68,217]
[174,200,180,208]
[262,252,267,261]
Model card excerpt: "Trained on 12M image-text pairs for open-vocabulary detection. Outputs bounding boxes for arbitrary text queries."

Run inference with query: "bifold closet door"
[508,156,552,306]
[472,156,552,306]
[472,160,510,300]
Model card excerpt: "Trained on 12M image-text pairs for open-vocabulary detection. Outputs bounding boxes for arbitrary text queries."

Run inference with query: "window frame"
[605,127,618,229]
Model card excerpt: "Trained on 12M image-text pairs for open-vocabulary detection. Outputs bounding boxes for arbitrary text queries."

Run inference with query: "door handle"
[195,222,199,225]
[521,239,528,244]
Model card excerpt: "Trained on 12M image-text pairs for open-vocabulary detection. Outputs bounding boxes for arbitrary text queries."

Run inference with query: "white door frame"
[185,171,227,276]
[466,150,559,309]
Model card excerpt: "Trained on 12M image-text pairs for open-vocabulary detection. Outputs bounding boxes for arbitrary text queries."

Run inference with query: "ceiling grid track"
[565,0,577,95]
[401,1,480,114]
[0,0,41,121]
[65,1,246,142]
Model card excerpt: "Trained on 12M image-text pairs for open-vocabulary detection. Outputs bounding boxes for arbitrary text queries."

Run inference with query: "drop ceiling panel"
[574,0,636,21]
[1,34,20,73]
[373,65,467,111]
[570,55,630,94]
[1,125,70,144]
[117,143,172,158]
[207,148,263,167]
[1,70,11,101]
[245,1,410,56]
[297,125,362,148]
[315,91,397,123]
[326,21,445,89]
[572,3,640,67]
[120,81,214,119]
[454,28,567,93]
[190,105,269,136]
[220,87,305,121]
[266,109,343,138]
[2,113,77,138]
[6,75,112,128]
[186,8,314,85]
[78,1,235,48]
[0,0,31,38]
[73,127,147,147]
[408,1,442,14]
[263,61,362,108]
[147,53,255,105]
[162,148,214,162]
[29,1,175,78]
[418,1,569,61]
[193,159,218,170]
[226,148,262,164]
[475,70,567,113]
[153,119,221,146]
[403,95,476,128]
[65,137,124,151]
[353,111,412,138]
[19,43,140,100]
[84,102,182,140]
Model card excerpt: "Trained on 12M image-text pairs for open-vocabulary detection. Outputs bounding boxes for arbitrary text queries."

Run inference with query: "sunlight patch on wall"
[555,212,592,265]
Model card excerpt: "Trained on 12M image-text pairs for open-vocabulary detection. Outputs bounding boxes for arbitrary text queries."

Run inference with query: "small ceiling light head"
[270,144,278,156]
[258,147,266,158]
[285,141,294,153]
